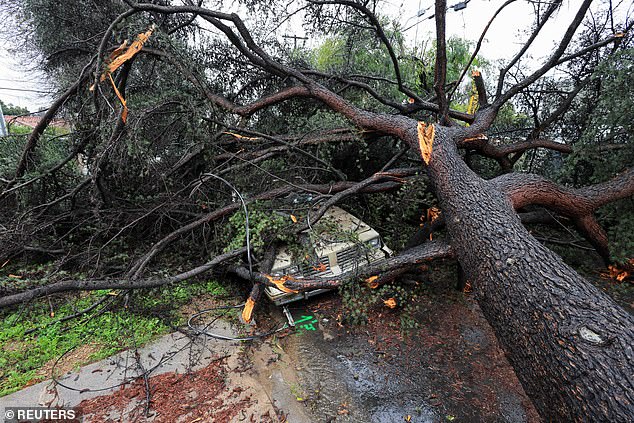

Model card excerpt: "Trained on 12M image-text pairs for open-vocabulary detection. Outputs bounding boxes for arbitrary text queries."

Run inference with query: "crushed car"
[264,206,393,305]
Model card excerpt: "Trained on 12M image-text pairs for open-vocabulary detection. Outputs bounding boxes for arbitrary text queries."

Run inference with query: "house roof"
[3,115,70,130]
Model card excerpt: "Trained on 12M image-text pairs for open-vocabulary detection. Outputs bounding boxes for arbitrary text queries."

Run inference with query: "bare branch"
[448,0,518,102]
[0,248,247,309]
[493,0,593,108]
[296,168,417,232]
[231,240,453,293]
[494,0,562,99]
[128,174,415,279]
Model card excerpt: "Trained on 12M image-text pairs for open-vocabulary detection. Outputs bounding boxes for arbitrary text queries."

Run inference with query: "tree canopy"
[0,0,633,420]
[0,99,29,115]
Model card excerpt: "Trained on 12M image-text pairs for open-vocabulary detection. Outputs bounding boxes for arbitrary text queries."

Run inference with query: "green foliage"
[223,202,291,254]
[0,275,229,397]
[558,48,634,261]
[0,294,167,397]
[416,37,488,102]
[133,278,228,321]
[311,37,346,72]
[0,99,29,115]
[562,49,634,183]
[351,173,436,251]
[0,125,76,181]
[601,199,634,264]
[339,278,425,332]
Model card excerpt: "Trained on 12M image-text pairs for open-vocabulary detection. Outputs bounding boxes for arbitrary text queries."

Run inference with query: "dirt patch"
[3,340,26,353]
[35,342,103,381]
[78,356,276,422]
[177,294,228,319]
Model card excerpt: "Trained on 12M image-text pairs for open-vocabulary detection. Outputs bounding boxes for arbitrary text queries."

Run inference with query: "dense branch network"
[2,0,630,305]
[2,2,634,417]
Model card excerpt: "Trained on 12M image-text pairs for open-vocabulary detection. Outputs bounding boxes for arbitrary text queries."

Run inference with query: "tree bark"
[421,124,634,421]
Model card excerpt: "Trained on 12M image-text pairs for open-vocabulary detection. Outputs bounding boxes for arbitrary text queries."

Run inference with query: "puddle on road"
[283,306,437,423]
[271,292,538,423]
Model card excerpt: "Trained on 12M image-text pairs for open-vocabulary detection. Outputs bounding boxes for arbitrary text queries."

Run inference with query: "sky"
[0,46,51,113]
[0,0,629,112]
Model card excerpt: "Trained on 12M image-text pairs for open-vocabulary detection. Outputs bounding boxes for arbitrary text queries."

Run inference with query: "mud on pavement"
[2,286,540,422]
[274,290,540,423]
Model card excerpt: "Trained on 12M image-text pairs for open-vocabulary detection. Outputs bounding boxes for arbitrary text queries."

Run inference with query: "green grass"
[0,278,229,397]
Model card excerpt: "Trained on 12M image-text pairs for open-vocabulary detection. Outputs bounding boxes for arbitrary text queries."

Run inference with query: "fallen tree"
[1,0,633,420]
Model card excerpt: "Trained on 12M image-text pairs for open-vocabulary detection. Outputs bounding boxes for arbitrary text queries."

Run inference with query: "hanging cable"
[187,304,289,342]
[193,172,254,282]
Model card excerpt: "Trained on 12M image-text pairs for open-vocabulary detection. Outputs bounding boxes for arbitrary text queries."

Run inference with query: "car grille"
[336,247,377,273]
[296,258,333,278]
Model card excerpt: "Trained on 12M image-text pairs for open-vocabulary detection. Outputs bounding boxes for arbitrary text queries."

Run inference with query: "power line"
[0,77,43,83]
[403,0,471,32]
[0,86,54,94]
[282,34,308,49]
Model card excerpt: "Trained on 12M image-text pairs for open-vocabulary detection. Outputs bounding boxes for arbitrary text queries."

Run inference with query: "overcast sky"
[0,0,629,112]
[0,46,52,112]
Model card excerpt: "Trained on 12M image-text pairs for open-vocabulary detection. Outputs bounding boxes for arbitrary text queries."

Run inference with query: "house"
[3,115,70,132]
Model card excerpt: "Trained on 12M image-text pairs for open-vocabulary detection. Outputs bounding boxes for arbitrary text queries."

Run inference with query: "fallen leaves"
[383,298,397,309]
[601,260,632,283]
[365,275,379,289]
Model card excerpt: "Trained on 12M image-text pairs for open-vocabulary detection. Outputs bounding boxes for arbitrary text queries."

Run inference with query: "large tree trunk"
[422,125,634,421]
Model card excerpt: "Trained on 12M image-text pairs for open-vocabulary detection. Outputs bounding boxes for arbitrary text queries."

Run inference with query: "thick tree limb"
[434,0,449,124]
[492,168,634,215]
[305,68,474,121]
[492,168,634,261]
[231,241,453,292]
[460,136,573,172]
[428,125,634,421]
[0,248,247,309]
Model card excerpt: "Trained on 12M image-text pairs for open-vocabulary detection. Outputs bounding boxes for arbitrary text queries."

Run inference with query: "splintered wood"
[417,122,435,165]
[91,25,156,123]
[265,274,299,293]
[242,297,256,323]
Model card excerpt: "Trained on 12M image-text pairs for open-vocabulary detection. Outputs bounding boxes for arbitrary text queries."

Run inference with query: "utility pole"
[282,34,308,50]
[0,102,7,137]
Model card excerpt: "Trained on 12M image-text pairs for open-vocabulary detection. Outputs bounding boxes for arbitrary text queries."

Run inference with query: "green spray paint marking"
[295,314,318,333]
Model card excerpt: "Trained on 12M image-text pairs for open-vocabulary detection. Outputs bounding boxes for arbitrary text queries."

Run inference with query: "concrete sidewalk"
[0,326,237,411]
